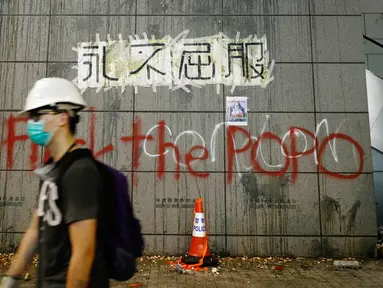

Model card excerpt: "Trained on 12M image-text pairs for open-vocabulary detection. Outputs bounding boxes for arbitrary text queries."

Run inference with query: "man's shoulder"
[62,156,101,179]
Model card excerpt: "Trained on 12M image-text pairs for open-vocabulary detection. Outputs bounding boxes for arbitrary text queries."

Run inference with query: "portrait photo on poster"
[226,96,248,126]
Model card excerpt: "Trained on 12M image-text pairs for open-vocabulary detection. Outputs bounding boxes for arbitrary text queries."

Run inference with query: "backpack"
[54,148,144,281]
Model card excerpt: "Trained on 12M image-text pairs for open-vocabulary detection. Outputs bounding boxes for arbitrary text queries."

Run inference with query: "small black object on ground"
[181,252,220,267]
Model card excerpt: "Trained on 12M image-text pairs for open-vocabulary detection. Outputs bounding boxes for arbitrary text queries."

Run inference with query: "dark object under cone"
[181,252,220,267]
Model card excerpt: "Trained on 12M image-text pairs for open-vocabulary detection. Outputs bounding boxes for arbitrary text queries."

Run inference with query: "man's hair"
[68,114,80,135]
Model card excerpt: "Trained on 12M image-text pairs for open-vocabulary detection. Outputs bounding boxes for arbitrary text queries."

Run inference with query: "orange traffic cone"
[180,198,219,267]
[188,198,210,258]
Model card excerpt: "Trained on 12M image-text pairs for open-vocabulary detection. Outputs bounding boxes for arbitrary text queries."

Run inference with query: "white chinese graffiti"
[74,30,275,94]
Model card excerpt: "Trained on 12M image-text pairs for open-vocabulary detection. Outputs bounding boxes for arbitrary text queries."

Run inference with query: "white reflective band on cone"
[192,212,206,237]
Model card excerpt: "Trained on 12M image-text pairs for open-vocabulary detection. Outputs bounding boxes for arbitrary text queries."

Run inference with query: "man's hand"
[66,219,97,288]
[0,276,22,288]
[6,211,39,279]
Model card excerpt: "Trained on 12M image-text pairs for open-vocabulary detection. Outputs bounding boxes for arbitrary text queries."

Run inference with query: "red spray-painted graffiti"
[1,107,364,184]
[1,109,114,170]
[226,125,363,184]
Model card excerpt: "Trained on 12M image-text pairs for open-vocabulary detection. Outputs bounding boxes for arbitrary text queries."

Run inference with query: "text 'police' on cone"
[188,198,210,257]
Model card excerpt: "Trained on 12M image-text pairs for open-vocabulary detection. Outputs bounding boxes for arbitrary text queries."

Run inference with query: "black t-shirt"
[35,153,109,288]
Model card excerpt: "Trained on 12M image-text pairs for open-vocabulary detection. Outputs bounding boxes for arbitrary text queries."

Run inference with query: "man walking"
[1,78,109,288]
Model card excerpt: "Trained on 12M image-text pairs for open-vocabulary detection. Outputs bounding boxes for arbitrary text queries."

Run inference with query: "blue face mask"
[26,119,54,146]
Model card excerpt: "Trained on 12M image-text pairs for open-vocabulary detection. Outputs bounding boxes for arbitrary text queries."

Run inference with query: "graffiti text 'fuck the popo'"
[1,108,364,184]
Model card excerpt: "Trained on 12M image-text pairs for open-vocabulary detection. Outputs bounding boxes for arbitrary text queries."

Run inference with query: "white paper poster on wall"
[226,96,248,126]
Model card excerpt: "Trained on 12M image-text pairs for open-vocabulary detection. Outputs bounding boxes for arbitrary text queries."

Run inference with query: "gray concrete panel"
[134,112,225,172]
[133,172,225,235]
[47,63,134,111]
[361,1,383,13]
[322,237,377,257]
[1,171,39,233]
[51,0,136,15]
[49,16,135,62]
[311,16,364,62]
[0,16,49,61]
[125,172,133,201]
[0,63,46,110]
[135,86,224,112]
[315,113,373,173]
[223,16,311,62]
[143,235,225,256]
[75,111,133,170]
[0,232,24,253]
[0,233,23,253]
[136,15,222,39]
[229,113,317,173]
[0,112,42,170]
[137,0,222,15]
[310,0,361,15]
[227,236,322,257]
[223,0,309,15]
[365,14,383,40]
[319,173,376,236]
[228,64,314,112]
[0,0,50,14]
[314,64,368,112]
[0,172,5,232]
[226,173,320,236]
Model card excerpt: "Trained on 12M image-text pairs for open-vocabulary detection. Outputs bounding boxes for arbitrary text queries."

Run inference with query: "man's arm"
[6,210,39,278]
[66,219,97,288]
[61,159,101,288]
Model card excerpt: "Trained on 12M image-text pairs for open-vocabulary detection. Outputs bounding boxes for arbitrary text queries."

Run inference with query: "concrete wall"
[0,0,377,257]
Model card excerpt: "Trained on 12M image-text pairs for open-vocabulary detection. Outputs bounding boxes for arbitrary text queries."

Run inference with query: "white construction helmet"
[19,77,87,117]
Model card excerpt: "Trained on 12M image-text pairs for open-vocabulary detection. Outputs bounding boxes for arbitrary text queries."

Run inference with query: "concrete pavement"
[2,255,383,287]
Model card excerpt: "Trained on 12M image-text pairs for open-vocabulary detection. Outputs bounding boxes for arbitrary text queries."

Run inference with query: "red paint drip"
[43,148,50,163]
[30,143,39,170]
[226,126,252,184]
[1,115,29,169]
[120,116,153,171]
[87,107,114,160]
[132,172,138,187]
